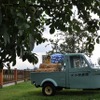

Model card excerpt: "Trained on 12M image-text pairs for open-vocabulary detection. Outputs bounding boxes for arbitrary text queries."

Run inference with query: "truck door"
[69,55,91,89]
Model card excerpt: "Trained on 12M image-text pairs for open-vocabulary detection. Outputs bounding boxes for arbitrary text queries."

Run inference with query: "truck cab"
[30,53,100,96]
[65,53,100,89]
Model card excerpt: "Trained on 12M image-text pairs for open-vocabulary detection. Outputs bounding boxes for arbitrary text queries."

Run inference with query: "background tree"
[48,30,95,56]
[47,13,97,56]
[0,0,46,68]
[0,0,100,69]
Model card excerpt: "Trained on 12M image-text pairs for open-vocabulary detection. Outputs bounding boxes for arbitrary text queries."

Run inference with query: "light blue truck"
[30,53,100,96]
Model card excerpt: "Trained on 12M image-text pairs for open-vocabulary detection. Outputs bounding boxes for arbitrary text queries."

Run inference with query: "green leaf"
[75,25,81,32]
[32,53,38,64]
[89,44,94,53]
[29,34,35,50]
[17,12,24,18]
[87,37,91,43]
[96,36,100,44]
[17,46,20,57]
[19,30,24,36]
[22,54,27,61]
[50,27,55,34]
[46,19,51,25]
[28,56,32,62]
[87,44,94,53]
[12,59,16,66]
[2,25,10,45]
[45,9,50,15]
[24,23,30,29]
[0,10,2,25]
[96,38,99,44]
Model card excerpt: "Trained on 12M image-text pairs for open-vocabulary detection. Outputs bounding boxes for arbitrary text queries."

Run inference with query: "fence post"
[0,69,3,88]
[24,69,26,82]
[14,68,17,84]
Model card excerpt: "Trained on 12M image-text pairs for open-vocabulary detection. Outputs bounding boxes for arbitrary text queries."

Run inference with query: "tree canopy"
[47,15,97,56]
[0,0,100,69]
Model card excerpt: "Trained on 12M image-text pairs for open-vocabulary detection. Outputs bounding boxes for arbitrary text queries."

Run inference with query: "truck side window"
[70,56,88,68]
[81,57,89,68]
[74,59,81,68]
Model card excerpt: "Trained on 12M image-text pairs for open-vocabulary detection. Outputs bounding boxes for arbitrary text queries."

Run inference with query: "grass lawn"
[0,81,100,100]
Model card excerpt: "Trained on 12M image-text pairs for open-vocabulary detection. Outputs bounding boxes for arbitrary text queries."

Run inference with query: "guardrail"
[0,68,32,88]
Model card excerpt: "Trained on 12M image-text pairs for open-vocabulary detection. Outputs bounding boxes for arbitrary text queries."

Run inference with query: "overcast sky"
[9,26,52,69]
[13,40,100,70]
[5,25,100,70]
[3,6,98,69]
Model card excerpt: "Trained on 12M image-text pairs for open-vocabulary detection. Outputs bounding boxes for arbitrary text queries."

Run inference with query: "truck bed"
[30,71,66,87]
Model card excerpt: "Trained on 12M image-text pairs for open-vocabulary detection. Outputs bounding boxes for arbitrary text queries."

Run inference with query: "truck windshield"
[84,55,100,69]
[84,55,93,65]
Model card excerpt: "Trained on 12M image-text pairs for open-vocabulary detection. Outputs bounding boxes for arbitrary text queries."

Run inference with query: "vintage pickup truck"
[30,53,100,96]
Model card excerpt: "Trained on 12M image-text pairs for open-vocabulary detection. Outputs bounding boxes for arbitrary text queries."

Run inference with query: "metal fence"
[0,68,32,87]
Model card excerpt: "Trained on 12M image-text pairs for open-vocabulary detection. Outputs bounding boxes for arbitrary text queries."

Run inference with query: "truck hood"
[91,65,100,69]
[92,66,100,75]
[90,65,100,74]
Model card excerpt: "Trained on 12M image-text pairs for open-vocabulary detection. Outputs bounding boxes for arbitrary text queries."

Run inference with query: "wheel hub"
[45,86,53,95]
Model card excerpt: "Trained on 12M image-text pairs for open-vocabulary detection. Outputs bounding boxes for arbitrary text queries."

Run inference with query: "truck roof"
[64,53,85,56]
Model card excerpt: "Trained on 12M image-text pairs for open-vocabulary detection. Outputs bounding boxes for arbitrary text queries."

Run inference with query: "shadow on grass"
[56,89,100,96]
[16,89,100,100]
[24,88,100,97]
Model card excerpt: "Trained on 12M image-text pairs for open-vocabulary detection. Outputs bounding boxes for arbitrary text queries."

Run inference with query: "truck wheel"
[42,83,56,96]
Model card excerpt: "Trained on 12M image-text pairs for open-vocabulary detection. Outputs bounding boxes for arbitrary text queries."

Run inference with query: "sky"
[5,6,99,70]
[9,26,100,70]
[5,12,99,70]
[9,26,52,69]
[12,39,100,70]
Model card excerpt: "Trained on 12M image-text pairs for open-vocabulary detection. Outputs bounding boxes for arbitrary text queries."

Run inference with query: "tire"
[42,83,56,96]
